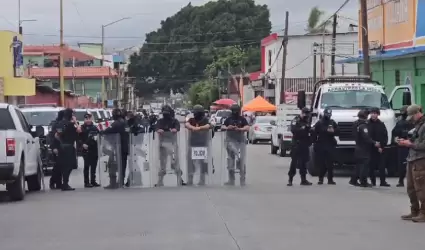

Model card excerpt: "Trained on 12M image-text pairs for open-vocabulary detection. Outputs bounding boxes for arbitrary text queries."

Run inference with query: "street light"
[348,23,367,36]
[19,19,37,35]
[101,17,131,107]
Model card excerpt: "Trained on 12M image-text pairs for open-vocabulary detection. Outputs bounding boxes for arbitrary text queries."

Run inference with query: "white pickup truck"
[0,103,44,201]
[270,103,300,157]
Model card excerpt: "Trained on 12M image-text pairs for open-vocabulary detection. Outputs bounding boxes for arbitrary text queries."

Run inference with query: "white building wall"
[263,32,359,78]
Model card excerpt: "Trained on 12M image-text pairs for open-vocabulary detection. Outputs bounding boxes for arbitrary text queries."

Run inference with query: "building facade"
[0,30,35,103]
[260,32,358,104]
[343,0,425,108]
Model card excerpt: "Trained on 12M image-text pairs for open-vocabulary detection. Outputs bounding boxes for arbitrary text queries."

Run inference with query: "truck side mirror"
[297,90,306,109]
[270,120,276,126]
[402,91,411,106]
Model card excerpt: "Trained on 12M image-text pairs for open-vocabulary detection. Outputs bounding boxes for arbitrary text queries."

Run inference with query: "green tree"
[305,6,330,34]
[188,80,220,108]
[128,0,271,97]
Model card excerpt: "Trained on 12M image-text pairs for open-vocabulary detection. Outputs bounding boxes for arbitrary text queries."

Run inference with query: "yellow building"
[0,30,35,102]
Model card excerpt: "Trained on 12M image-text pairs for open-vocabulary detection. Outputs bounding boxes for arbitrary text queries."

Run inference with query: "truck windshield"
[23,111,57,126]
[321,90,390,109]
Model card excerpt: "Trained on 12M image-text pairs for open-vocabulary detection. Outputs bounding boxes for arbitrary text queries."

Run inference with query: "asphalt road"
[0,124,423,250]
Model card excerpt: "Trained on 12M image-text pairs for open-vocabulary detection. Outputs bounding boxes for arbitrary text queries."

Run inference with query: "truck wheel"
[270,143,278,154]
[279,141,287,157]
[7,159,26,201]
[307,147,319,176]
[27,162,42,192]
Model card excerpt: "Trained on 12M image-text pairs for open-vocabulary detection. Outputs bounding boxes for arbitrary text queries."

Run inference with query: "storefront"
[0,30,35,103]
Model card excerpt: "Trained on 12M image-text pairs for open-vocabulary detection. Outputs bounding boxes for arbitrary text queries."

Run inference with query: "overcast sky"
[0,0,358,50]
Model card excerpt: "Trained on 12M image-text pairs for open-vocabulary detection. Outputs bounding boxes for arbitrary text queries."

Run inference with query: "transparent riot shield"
[185,129,214,186]
[151,131,182,187]
[221,130,247,186]
[128,131,154,188]
[97,133,123,189]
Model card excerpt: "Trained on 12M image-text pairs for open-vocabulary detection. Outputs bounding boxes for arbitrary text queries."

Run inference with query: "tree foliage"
[127,0,271,97]
[187,80,220,108]
[305,6,330,34]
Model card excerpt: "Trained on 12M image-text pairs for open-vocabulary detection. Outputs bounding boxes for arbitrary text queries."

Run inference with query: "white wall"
[263,32,359,79]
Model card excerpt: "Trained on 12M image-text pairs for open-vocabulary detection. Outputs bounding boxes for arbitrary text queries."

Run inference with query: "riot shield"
[97,133,123,189]
[128,131,154,188]
[221,129,247,186]
[151,131,182,187]
[185,129,214,186]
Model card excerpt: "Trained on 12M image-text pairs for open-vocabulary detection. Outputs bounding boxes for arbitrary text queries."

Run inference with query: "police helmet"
[369,107,380,115]
[57,110,65,121]
[230,104,241,114]
[193,105,204,113]
[357,109,369,119]
[161,105,173,116]
[301,107,311,114]
[323,107,332,118]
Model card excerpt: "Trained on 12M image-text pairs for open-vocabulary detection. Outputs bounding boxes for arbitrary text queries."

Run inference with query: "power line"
[71,1,86,26]
[286,54,312,71]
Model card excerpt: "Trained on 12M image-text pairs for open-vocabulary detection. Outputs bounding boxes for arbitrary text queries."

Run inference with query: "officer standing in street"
[397,104,425,222]
[349,109,381,187]
[55,108,81,191]
[48,110,64,189]
[156,105,181,186]
[288,107,312,186]
[367,107,390,187]
[185,104,212,186]
[221,104,250,186]
[392,105,414,187]
[102,108,130,188]
[313,107,338,185]
[79,113,100,188]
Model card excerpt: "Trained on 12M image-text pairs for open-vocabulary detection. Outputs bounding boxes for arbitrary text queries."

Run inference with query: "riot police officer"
[56,108,81,191]
[313,107,338,185]
[185,104,212,186]
[103,108,130,188]
[80,113,100,188]
[288,107,312,186]
[392,105,414,187]
[350,109,381,187]
[222,104,250,186]
[156,105,181,186]
[367,107,390,187]
[48,110,64,189]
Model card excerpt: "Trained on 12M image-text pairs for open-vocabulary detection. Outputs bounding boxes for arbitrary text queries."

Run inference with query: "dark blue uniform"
[80,122,99,187]
[392,116,414,186]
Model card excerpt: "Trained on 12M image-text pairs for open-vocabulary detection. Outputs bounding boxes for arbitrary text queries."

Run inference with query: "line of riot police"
[288,106,413,187]
[45,104,249,190]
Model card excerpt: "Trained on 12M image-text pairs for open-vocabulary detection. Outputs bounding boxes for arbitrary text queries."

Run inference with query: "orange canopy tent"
[242,96,276,112]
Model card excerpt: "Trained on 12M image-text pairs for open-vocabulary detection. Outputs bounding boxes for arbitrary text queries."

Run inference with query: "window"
[22,111,57,126]
[314,88,322,109]
[395,70,400,86]
[0,109,16,130]
[255,116,276,124]
[320,90,390,109]
[74,111,87,122]
[268,50,272,66]
[15,109,31,132]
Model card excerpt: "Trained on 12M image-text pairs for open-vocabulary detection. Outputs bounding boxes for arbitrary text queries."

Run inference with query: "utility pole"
[280,11,289,104]
[330,14,337,75]
[360,0,370,75]
[313,44,317,83]
[59,0,65,107]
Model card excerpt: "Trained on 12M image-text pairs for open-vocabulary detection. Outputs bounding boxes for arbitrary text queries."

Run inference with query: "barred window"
[386,0,408,25]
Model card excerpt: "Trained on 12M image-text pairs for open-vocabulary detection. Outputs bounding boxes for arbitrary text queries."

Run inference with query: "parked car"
[0,103,44,201]
[248,116,276,144]
[212,109,232,131]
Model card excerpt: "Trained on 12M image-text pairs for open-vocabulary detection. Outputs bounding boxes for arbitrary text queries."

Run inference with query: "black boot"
[327,179,336,185]
[380,181,391,187]
[360,178,372,188]
[349,178,360,186]
[318,177,324,185]
[287,176,293,186]
[300,176,312,186]
[396,179,404,187]
[84,183,94,188]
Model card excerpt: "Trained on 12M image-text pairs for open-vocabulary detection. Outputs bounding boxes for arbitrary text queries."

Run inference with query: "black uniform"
[288,108,312,186]
[103,114,130,187]
[80,118,100,187]
[48,110,64,189]
[392,108,414,186]
[155,106,181,186]
[367,112,389,186]
[223,104,249,186]
[313,109,338,184]
[350,110,377,187]
[56,108,79,191]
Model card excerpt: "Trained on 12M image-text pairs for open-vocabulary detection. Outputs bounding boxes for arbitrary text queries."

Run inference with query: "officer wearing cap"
[367,107,390,187]
[49,110,64,189]
[312,107,338,185]
[287,107,313,186]
[392,105,414,187]
[397,104,425,222]
[349,109,380,187]
[79,113,100,188]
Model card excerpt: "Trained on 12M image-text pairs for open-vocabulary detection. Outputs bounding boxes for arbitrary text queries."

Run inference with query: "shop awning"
[242,96,276,112]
